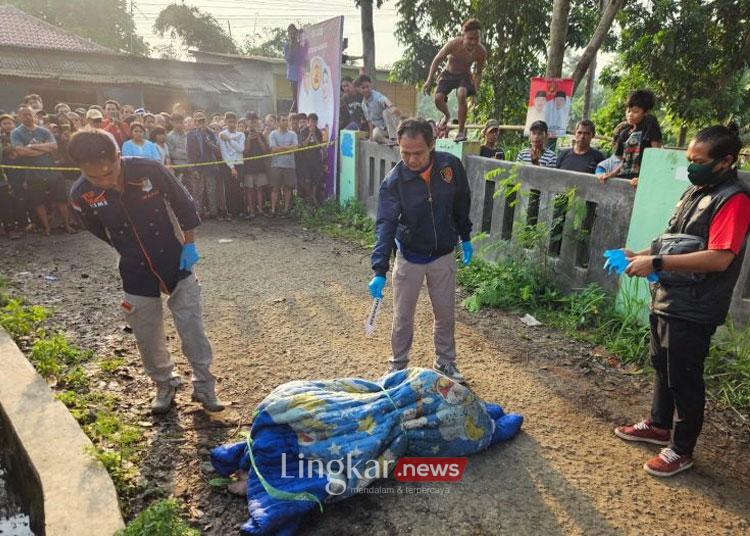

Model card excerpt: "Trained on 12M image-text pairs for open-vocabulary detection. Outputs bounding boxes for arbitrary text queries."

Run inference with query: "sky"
[132,0,405,66]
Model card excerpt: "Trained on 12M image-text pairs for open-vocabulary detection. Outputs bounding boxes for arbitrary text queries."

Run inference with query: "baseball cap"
[529,120,548,133]
[85,108,104,121]
[483,119,500,133]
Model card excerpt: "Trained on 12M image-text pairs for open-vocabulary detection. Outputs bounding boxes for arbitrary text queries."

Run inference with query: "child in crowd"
[614,89,663,187]
[150,126,171,167]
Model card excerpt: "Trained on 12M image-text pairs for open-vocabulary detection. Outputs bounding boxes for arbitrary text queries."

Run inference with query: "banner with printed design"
[523,77,574,139]
[297,17,344,196]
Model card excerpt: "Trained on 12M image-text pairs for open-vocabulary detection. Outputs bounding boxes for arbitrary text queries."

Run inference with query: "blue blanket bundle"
[211,368,523,535]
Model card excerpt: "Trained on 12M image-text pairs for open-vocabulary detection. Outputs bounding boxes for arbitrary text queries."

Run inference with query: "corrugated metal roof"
[0,5,116,54]
[0,48,269,97]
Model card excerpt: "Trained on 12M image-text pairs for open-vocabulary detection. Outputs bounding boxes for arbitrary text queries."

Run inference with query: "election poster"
[523,77,574,139]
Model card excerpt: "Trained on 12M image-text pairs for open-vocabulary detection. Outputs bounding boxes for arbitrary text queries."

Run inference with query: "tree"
[392,0,602,124]
[609,0,750,143]
[153,3,237,55]
[8,0,148,55]
[355,0,383,77]
[242,27,287,58]
[546,0,572,78]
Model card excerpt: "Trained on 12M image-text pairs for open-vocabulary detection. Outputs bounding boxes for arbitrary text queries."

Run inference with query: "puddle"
[0,463,33,536]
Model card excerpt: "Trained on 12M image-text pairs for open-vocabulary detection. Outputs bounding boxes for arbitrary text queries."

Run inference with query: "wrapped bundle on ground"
[211,367,523,535]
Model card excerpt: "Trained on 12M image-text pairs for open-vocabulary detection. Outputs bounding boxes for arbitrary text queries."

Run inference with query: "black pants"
[649,314,716,456]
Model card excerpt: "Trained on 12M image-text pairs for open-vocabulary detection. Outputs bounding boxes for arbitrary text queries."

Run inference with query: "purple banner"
[297,16,344,197]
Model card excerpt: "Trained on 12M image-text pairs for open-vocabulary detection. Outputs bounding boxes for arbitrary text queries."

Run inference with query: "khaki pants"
[390,251,457,368]
[372,108,400,144]
[123,275,215,388]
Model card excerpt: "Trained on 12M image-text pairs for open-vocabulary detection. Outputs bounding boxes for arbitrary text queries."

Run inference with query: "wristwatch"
[652,255,664,272]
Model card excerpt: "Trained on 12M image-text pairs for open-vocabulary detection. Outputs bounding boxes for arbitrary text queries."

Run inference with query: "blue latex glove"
[603,249,658,283]
[179,243,200,271]
[461,241,473,266]
[368,275,386,299]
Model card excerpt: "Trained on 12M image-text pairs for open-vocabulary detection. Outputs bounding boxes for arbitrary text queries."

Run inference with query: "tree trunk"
[571,0,626,92]
[678,124,688,147]
[582,54,597,119]
[582,0,606,119]
[546,0,571,78]
[360,0,376,80]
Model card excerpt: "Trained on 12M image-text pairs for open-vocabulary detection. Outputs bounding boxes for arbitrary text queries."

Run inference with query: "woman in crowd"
[122,122,161,161]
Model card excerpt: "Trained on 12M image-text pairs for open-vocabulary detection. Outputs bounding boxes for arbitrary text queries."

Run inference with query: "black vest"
[651,170,749,325]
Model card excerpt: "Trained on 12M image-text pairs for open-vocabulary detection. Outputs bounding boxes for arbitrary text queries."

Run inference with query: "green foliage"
[28,332,92,380]
[100,357,126,374]
[0,299,48,339]
[294,198,375,247]
[7,0,148,55]
[118,500,199,536]
[605,0,750,135]
[706,317,750,411]
[392,0,605,124]
[154,4,237,54]
[242,26,288,58]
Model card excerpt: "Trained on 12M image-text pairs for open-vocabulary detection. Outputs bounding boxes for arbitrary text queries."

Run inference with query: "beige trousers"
[372,108,401,144]
[124,274,215,388]
[390,251,457,368]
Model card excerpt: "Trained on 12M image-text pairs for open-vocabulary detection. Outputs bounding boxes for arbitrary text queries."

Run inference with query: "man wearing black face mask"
[613,124,750,478]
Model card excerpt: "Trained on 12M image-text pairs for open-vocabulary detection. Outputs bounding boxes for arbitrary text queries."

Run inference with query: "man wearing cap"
[516,120,557,168]
[86,108,105,129]
[186,111,220,218]
[480,119,505,160]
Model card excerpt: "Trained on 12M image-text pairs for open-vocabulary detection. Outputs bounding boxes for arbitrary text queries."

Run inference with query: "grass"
[117,499,199,536]
[0,298,48,339]
[293,198,375,247]
[0,280,151,518]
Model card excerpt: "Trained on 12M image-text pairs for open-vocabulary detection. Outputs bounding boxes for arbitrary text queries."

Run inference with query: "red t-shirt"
[708,193,750,255]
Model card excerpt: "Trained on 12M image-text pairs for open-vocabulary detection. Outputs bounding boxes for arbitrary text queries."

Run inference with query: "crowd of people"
[0,94,330,238]
[478,89,663,187]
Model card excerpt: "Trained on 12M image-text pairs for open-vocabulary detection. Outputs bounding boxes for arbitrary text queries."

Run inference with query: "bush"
[118,500,199,536]
[0,299,47,338]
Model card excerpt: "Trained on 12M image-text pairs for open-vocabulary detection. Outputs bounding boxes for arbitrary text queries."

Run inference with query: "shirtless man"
[422,18,487,142]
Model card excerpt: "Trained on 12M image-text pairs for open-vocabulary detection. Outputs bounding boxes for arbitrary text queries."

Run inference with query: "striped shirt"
[516,148,557,168]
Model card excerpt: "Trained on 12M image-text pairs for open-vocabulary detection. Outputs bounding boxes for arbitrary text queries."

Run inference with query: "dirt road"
[2,219,749,535]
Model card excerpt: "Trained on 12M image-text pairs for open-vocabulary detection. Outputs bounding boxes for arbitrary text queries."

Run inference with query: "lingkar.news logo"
[281,453,468,495]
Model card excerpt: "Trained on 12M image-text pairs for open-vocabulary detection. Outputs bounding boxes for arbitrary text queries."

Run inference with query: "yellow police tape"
[0,141,334,172]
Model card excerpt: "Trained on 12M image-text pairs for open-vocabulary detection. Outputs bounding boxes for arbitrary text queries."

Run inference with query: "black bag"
[650,233,707,286]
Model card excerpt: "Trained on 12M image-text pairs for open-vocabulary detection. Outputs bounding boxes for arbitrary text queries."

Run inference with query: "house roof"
[0,4,115,54]
[190,49,391,75]
[0,47,269,97]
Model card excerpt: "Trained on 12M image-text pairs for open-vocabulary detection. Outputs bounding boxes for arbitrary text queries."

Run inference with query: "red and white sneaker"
[614,419,670,446]
[644,447,693,477]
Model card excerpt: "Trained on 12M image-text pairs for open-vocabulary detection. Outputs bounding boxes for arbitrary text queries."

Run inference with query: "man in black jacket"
[369,118,473,382]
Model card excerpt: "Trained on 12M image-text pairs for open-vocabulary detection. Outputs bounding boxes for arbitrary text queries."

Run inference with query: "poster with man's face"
[523,77,574,139]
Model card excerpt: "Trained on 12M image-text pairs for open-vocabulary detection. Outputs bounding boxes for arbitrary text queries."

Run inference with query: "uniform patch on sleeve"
[440,166,453,183]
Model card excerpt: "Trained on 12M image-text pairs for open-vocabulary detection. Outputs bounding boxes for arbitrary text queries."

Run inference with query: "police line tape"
[0,141,335,172]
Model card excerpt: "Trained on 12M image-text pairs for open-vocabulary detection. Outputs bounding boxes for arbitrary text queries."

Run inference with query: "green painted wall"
[617,148,692,320]
[339,130,359,204]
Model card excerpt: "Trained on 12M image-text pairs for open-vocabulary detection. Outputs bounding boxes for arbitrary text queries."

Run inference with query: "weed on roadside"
[117,499,199,536]
[294,198,375,247]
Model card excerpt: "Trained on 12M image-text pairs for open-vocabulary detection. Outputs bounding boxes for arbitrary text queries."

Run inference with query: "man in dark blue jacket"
[68,129,223,415]
[369,118,473,382]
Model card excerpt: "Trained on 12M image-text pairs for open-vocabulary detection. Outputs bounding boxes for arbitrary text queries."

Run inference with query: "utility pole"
[227,20,233,40]
[129,0,134,54]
